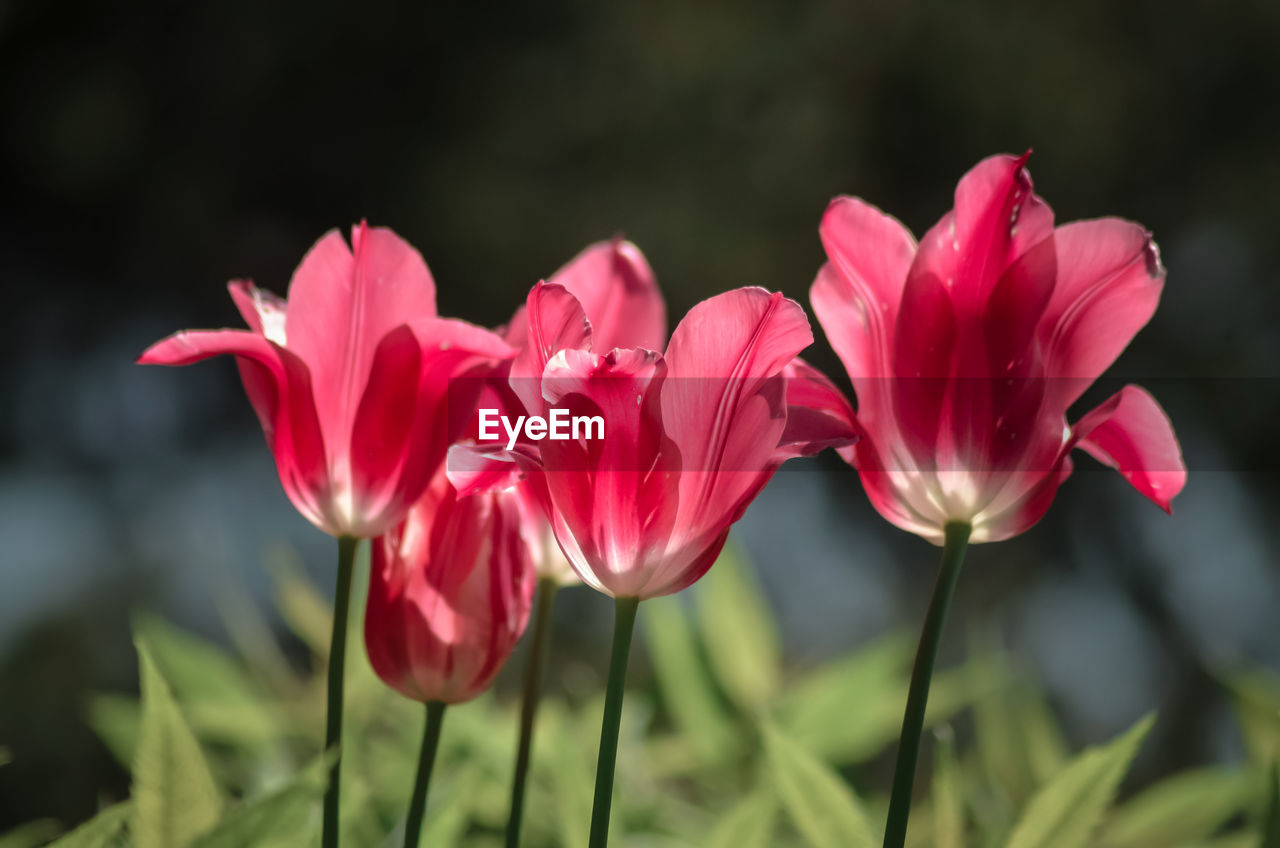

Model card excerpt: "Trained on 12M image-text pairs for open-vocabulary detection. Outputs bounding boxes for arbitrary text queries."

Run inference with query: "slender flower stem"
[588,596,640,848]
[323,536,360,848]
[505,578,560,848]
[403,701,448,848]
[883,522,971,848]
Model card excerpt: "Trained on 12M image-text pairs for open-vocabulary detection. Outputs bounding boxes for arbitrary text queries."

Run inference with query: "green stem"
[588,596,640,848]
[883,522,971,848]
[403,701,448,848]
[505,578,560,848]
[1263,762,1280,848]
[322,536,359,848]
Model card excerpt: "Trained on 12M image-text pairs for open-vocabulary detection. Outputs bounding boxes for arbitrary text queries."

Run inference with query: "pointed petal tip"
[820,195,918,250]
[1072,384,1186,514]
[1146,474,1183,515]
[969,150,1035,181]
[352,218,370,247]
[1143,232,1165,279]
[136,334,182,365]
[821,194,858,226]
[137,334,190,365]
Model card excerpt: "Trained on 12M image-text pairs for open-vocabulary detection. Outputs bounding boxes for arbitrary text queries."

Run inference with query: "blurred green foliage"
[0,547,1271,847]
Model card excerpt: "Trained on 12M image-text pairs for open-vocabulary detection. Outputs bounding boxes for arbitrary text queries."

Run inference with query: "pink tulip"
[505,238,666,426]
[138,223,513,538]
[456,238,668,583]
[811,153,1186,544]
[365,469,535,704]
[496,280,856,600]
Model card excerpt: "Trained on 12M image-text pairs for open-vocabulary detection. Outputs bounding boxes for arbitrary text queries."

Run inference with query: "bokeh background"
[2,0,1278,831]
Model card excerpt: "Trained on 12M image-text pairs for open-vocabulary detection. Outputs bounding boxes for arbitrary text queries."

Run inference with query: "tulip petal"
[662,288,813,542]
[347,318,514,537]
[812,198,916,417]
[972,455,1076,544]
[228,280,288,343]
[960,237,1059,479]
[549,238,667,352]
[775,357,860,461]
[910,153,1054,309]
[537,347,677,598]
[663,287,812,468]
[953,152,1054,298]
[416,316,518,452]
[283,224,438,459]
[344,325,422,534]
[446,443,525,498]
[1039,219,1165,408]
[981,236,1057,375]
[645,527,731,599]
[509,282,593,417]
[1071,385,1186,512]
[891,271,956,463]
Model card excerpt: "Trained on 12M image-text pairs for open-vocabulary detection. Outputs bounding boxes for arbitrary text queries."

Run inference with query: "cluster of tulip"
[139,153,1186,848]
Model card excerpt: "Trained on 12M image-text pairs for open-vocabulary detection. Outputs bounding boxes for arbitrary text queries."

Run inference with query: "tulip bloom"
[811,153,1185,544]
[138,223,513,848]
[508,281,855,600]
[365,472,535,705]
[139,222,513,539]
[810,153,1186,848]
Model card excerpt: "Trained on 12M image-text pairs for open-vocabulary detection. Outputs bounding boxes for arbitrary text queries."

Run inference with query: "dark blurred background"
[3,0,1279,830]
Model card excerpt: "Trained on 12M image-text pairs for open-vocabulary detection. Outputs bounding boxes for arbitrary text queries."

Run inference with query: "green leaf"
[544,707,592,848]
[972,649,1034,804]
[134,614,262,705]
[762,722,877,848]
[775,634,985,764]
[269,552,333,657]
[191,761,327,848]
[1225,670,1280,766]
[695,545,781,712]
[773,634,909,756]
[418,767,482,847]
[47,803,131,848]
[86,694,140,768]
[0,747,10,767]
[707,789,778,848]
[349,733,417,820]
[644,595,739,763]
[1017,682,1070,787]
[336,774,383,848]
[1004,714,1155,848]
[1188,835,1262,848]
[132,637,223,848]
[1097,766,1257,847]
[0,820,61,848]
[132,616,282,747]
[212,574,297,688]
[933,728,964,848]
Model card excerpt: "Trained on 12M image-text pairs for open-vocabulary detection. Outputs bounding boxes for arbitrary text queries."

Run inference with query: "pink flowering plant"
[20,156,1278,848]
